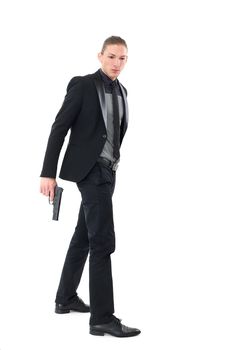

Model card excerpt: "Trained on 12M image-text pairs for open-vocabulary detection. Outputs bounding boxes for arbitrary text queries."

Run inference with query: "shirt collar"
[99,69,118,86]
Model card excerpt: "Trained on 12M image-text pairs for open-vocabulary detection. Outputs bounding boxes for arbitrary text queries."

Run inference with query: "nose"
[113,58,121,67]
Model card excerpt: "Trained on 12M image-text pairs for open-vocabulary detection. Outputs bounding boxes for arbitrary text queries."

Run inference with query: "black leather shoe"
[55,296,90,314]
[90,316,141,337]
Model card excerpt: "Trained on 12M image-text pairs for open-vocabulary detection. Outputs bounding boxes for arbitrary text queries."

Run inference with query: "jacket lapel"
[119,83,129,138]
[92,70,129,138]
[93,75,108,127]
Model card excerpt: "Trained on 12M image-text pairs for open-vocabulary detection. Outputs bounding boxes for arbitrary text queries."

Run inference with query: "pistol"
[49,186,63,221]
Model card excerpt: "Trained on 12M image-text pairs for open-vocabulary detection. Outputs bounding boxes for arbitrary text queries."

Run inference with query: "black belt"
[97,157,119,171]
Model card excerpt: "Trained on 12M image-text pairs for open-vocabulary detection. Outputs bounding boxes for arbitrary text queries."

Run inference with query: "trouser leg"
[77,163,116,325]
[55,203,89,304]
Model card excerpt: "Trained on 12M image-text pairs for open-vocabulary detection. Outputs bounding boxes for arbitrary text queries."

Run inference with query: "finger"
[49,188,55,202]
[42,187,50,197]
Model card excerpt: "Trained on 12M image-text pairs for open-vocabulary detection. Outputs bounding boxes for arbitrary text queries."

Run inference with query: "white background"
[0,0,233,349]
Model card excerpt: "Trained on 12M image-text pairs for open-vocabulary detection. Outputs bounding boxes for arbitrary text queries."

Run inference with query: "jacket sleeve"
[40,76,83,178]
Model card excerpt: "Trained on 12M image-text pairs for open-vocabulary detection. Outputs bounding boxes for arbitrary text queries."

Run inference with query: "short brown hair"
[101,36,128,53]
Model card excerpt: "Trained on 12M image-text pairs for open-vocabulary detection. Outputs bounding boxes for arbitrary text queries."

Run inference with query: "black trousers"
[55,162,116,325]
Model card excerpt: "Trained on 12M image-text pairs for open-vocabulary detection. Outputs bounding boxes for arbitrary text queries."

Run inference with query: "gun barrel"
[52,186,63,221]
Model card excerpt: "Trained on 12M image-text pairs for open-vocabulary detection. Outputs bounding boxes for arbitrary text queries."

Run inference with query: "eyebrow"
[107,52,127,58]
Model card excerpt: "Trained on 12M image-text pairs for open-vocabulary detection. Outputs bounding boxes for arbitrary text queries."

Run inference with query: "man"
[40,36,140,337]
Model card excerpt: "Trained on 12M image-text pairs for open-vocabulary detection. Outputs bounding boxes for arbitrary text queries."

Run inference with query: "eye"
[108,56,114,59]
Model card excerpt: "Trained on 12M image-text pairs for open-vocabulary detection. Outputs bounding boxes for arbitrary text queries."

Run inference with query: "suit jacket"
[40,70,129,183]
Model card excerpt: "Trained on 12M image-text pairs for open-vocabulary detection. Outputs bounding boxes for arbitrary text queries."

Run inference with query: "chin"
[112,73,119,80]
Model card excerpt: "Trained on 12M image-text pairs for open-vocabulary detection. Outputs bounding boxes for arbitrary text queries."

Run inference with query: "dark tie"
[111,81,120,160]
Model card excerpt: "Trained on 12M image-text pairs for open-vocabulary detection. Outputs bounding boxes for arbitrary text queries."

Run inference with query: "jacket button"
[102,134,107,139]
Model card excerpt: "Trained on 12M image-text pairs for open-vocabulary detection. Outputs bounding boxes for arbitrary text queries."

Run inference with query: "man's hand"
[40,177,57,202]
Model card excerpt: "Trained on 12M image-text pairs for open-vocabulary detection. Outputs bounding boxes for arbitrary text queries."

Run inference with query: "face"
[98,44,128,80]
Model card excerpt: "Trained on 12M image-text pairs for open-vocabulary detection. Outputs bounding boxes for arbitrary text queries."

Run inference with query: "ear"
[98,52,102,63]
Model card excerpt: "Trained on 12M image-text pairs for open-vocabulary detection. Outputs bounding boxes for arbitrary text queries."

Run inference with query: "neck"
[101,68,116,81]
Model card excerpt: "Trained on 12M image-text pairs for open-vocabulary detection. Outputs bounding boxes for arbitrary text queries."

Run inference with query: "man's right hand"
[40,177,57,202]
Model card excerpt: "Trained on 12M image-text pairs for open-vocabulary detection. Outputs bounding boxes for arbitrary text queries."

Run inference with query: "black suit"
[41,70,128,182]
[41,70,128,325]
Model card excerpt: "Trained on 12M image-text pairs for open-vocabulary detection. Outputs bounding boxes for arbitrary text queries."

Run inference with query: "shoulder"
[66,76,84,91]
[67,71,100,91]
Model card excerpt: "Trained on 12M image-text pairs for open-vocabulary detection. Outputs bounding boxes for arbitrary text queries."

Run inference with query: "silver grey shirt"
[100,92,124,162]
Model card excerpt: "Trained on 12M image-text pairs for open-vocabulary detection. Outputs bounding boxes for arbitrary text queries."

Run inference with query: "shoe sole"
[90,330,105,336]
[55,308,70,314]
[55,308,90,314]
[90,330,141,337]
